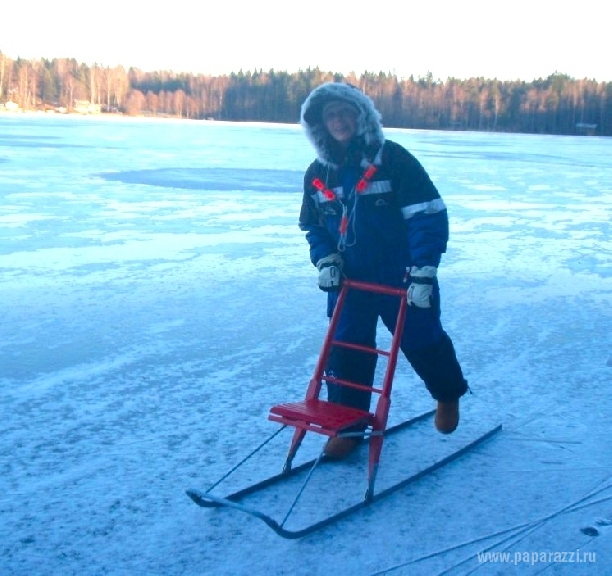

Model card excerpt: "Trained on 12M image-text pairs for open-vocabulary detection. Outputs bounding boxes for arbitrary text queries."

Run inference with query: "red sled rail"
[267,279,410,497]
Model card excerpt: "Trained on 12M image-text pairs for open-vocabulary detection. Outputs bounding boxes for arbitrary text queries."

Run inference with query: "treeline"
[1,52,611,135]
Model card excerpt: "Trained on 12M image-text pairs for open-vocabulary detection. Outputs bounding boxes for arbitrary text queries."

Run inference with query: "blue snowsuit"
[299,83,467,410]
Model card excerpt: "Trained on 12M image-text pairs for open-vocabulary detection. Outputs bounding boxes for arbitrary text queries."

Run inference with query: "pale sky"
[1,0,609,82]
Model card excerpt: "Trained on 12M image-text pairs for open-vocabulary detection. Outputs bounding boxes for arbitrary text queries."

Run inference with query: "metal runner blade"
[187,421,502,538]
[187,409,435,507]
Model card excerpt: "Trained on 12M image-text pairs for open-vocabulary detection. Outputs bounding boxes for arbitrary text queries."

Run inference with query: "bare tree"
[172,89,185,117]
[146,90,159,115]
[0,52,5,100]
[125,89,145,115]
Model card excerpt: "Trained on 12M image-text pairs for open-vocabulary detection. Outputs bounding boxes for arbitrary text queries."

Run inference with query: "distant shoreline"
[0,110,202,121]
[0,109,305,129]
[0,110,606,139]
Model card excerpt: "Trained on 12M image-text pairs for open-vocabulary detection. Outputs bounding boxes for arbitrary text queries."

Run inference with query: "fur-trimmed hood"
[300,82,385,168]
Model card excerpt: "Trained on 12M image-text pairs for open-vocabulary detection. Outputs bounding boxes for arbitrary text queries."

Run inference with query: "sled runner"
[186,279,502,538]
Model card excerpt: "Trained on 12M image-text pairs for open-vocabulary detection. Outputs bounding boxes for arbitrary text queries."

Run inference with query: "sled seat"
[269,399,371,437]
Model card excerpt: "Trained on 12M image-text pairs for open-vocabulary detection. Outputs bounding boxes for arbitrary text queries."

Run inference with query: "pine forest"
[1,53,610,136]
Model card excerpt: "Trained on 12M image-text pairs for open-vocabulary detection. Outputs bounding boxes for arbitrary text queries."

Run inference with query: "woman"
[299,82,468,459]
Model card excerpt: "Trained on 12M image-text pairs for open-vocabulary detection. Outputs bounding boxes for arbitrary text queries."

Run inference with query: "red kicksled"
[186,280,502,538]
[268,279,408,501]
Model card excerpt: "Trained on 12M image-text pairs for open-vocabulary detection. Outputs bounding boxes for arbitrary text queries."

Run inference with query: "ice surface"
[1,115,611,575]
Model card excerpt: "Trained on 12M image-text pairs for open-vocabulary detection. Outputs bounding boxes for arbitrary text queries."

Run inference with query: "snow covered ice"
[1,114,611,575]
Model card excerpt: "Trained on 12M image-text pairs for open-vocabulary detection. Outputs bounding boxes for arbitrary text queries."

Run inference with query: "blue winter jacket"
[299,83,449,289]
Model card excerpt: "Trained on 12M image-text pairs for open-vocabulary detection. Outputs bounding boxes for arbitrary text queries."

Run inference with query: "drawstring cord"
[312,164,378,253]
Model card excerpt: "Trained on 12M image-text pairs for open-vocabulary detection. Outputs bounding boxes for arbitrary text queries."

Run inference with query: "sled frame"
[268,279,408,500]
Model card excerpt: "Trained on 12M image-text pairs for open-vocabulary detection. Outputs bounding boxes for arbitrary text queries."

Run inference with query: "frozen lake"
[1,114,611,575]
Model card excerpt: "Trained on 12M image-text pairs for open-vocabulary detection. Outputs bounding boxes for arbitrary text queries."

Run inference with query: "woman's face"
[322,102,358,144]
